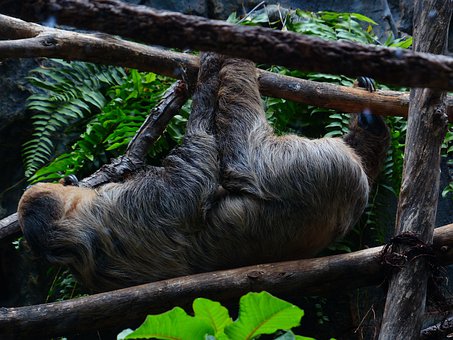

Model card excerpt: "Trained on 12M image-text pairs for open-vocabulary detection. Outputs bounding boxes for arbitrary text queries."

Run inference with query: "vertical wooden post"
[378,0,452,338]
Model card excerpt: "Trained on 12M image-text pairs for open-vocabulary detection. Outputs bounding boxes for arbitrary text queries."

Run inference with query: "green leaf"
[193,298,232,336]
[349,13,377,24]
[82,91,106,108]
[125,307,214,340]
[224,292,304,340]
[226,12,238,23]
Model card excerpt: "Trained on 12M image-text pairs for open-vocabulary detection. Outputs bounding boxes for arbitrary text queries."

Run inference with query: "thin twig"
[380,0,399,38]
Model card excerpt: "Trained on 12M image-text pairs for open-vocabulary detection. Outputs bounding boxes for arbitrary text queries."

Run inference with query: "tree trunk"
[378,1,452,338]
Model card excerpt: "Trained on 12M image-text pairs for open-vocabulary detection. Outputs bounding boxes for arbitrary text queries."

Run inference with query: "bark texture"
[378,1,452,338]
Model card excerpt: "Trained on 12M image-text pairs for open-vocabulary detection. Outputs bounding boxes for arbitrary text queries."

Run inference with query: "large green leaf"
[124,307,214,340]
[224,292,304,340]
[23,60,126,178]
[193,298,232,336]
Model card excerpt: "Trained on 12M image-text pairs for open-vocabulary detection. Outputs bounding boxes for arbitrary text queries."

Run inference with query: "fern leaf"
[23,60,126,178]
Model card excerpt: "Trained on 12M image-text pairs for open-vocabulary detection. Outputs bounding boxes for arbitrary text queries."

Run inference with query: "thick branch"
[21,0,453,90]
[378,1,452,339]
[0,213,19,240]
[1,223,452,338]
[1,14,453,122]
[0,14,200,79]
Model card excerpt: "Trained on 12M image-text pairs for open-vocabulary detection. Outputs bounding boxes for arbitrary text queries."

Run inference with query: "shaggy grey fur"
[18,54,389,291]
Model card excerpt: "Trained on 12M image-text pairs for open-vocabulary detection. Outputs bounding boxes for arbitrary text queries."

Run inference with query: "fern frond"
[23,60,126,177]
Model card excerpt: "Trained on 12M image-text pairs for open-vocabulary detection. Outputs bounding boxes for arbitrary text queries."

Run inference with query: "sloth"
[18,53,390,292]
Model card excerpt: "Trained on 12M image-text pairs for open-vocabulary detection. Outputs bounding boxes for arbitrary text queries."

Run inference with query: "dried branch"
[17,0,453,90]
[125,80,189,161]
[0,14,200,79]
[0,79,188,233]
[1,223,452,338]
[0,213,20,240]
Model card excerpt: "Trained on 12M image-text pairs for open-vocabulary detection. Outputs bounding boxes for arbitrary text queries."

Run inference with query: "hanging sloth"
[18,53,390,292]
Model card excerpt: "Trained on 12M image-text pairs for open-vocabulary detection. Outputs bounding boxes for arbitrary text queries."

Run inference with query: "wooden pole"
[378,1,452,338]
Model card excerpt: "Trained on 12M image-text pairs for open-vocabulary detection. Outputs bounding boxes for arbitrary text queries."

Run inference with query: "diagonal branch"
[78,80,189,188]
[0,79,189,233]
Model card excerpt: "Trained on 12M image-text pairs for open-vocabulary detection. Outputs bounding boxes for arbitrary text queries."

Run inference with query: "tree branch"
[421,316,453,339]
[125,80,189,161]
[1,223,452,338]
[19,0,453,90]
[0,213,19,240]
[1,14,453,122]
[0,78,189,233]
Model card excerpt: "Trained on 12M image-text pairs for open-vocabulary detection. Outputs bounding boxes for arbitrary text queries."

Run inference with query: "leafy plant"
[27,69,186,183]
[118,291,313,340]
[24,60,126,177]
[45,267,82,302]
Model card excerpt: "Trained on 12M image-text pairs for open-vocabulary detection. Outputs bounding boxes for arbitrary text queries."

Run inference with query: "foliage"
[45,267,82,302]
[27,69,187,183]
[117,291,314,340]
[23,60,126,177]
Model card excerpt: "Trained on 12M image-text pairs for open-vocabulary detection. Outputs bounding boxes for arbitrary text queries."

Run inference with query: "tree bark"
[378,1,452,339]
[0,223,451,338]
[20,0,453,90]
[124,80,189,161]
[0,213,19,240]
